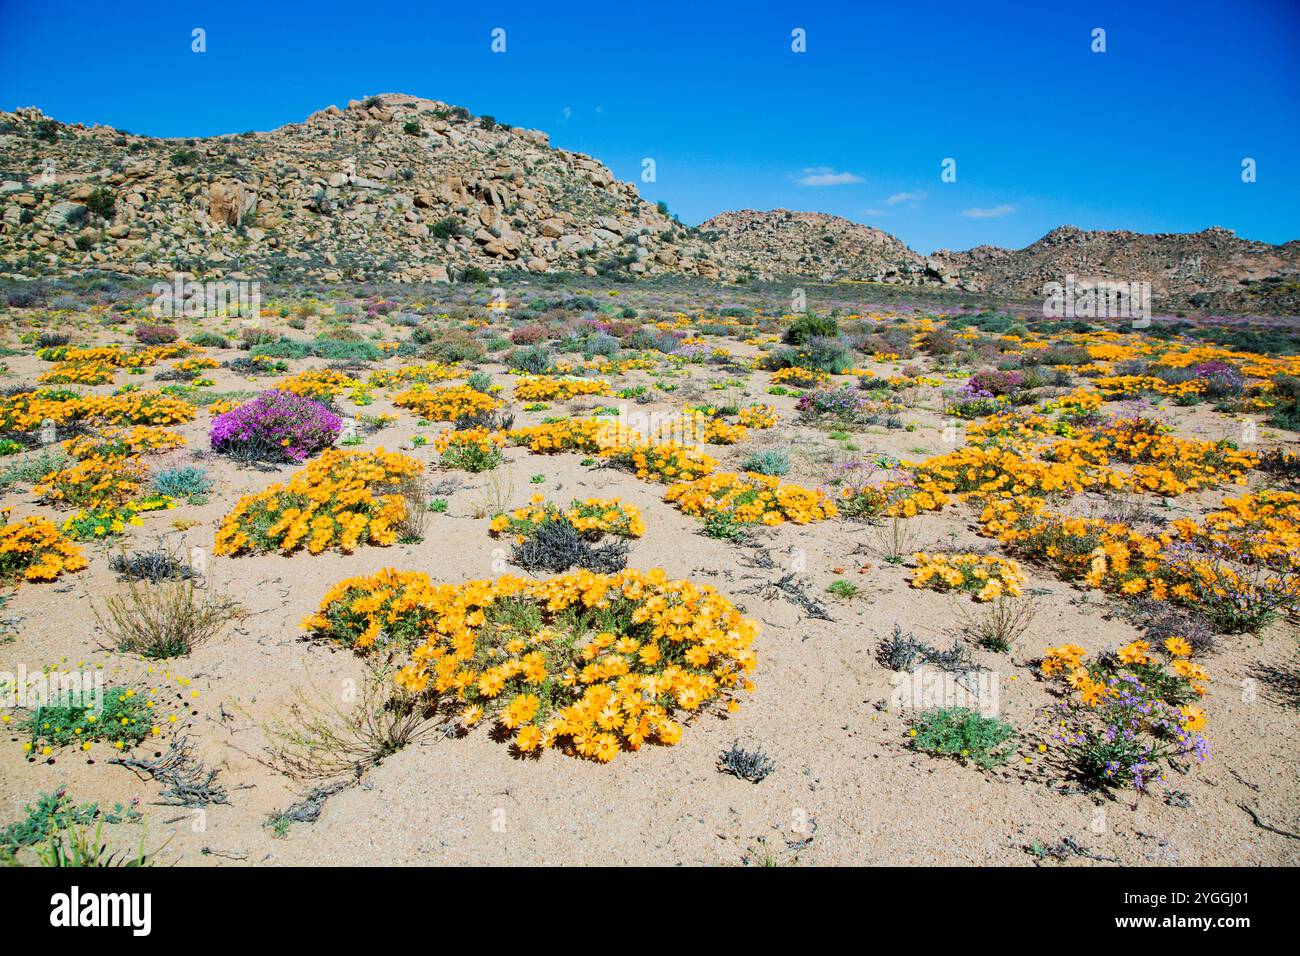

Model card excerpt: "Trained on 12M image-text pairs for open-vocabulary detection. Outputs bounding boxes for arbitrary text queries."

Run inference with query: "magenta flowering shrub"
[1192,361,1244,398]
[966,369,1024,397]
[210,390,341,463]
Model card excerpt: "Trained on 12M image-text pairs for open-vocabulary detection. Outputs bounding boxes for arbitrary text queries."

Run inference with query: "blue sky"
[2,0,1297,253]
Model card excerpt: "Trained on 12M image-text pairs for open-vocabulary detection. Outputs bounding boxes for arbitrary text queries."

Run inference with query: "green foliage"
[782,312,839,345]
[826,579,862,599]
[429,217,462,240]
[702,510,746,541]
[0,449,71,488]
[908,707,1016,769]
[84,187,116,220]
[739,448,790,476]
[22,684,152,750]
[151,466,212,503]
[1,790,140,855]
[189,332,229,348]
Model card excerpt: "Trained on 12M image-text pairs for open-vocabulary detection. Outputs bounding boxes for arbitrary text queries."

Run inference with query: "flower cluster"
[34,343,195,387]
[910,444,1123,500]
[0,514,88,582]
[39,360,116,385]
[34,455,150,509]
[981,497,1298,632]
[394,385,502,421]
[62,426,185,460]
[8,666,195,756]
[213,448,422,556]
[1045,416,1257,496]
[60,497,173,540]
[172,357,219,375]
[702,419,747,445]
[665,472,837,526]
[601,440,717,484]
[795,385,873,422]
[277,368,360,401]
[0,390,195,433]
[770,366,829,389]
[367,363,464,387]
[1092,375,1204,400]
[210,390,341,463]
[302,568,758,761]
[1041,640,1209,790]
[490,494,645,542]
[1171,490,1300,571]
[945,383,1009,420]
[435,427,506,472]
[507,418,611,454]
[514,376,611,401]
[828,462,949,519]
[910,552,1026,601]
[737,404,778,428]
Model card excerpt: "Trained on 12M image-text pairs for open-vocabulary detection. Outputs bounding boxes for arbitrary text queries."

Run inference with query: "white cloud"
[885,190,927,206]
[961,204,1016,219]
[795,166,864,187]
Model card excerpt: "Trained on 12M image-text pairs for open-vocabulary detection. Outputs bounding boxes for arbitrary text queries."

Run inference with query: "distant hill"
[931,225,1300,314]
[698,208,938,286]
[1,96,1297,313]
[0,93,723,284]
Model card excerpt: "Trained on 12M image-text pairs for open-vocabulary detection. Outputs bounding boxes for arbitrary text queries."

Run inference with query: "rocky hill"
[0,93,724,283]
[931,226,1300,314]
[1,95,1296,312]
[697,209,949,286]
[702,212,1300,312]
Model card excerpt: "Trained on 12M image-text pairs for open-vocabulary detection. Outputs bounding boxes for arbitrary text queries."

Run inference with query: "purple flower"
[210,390,341,463]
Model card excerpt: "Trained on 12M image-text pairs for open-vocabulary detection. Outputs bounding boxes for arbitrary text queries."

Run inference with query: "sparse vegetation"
[96,580,242,658]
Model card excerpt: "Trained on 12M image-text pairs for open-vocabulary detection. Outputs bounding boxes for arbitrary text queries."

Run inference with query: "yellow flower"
[1179,705,1207,732]
[515,725,543,752]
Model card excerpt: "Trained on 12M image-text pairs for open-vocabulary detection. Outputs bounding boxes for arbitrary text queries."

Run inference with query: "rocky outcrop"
[698,209,948,287]
[1,98,1296,311]
[702,211,1299,312]
[0,96,724,283]
[930,225,1300,313]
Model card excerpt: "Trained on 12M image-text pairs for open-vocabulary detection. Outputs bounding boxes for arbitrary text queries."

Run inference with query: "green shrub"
[84,187,116,220]
[908,707,1015,769]
[739,449,790,476]
[22,684,152,749]
[151,466,212,503]
[250,337,310,360]
[429,217,462,240]
[189,332,228,348]
[766,338,853,374]
[783,312,839,345]
[312,337,380,362]
[510,344,554,375]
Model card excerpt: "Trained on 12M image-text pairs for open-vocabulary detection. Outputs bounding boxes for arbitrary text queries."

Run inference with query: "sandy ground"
[1,317,1297,867]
